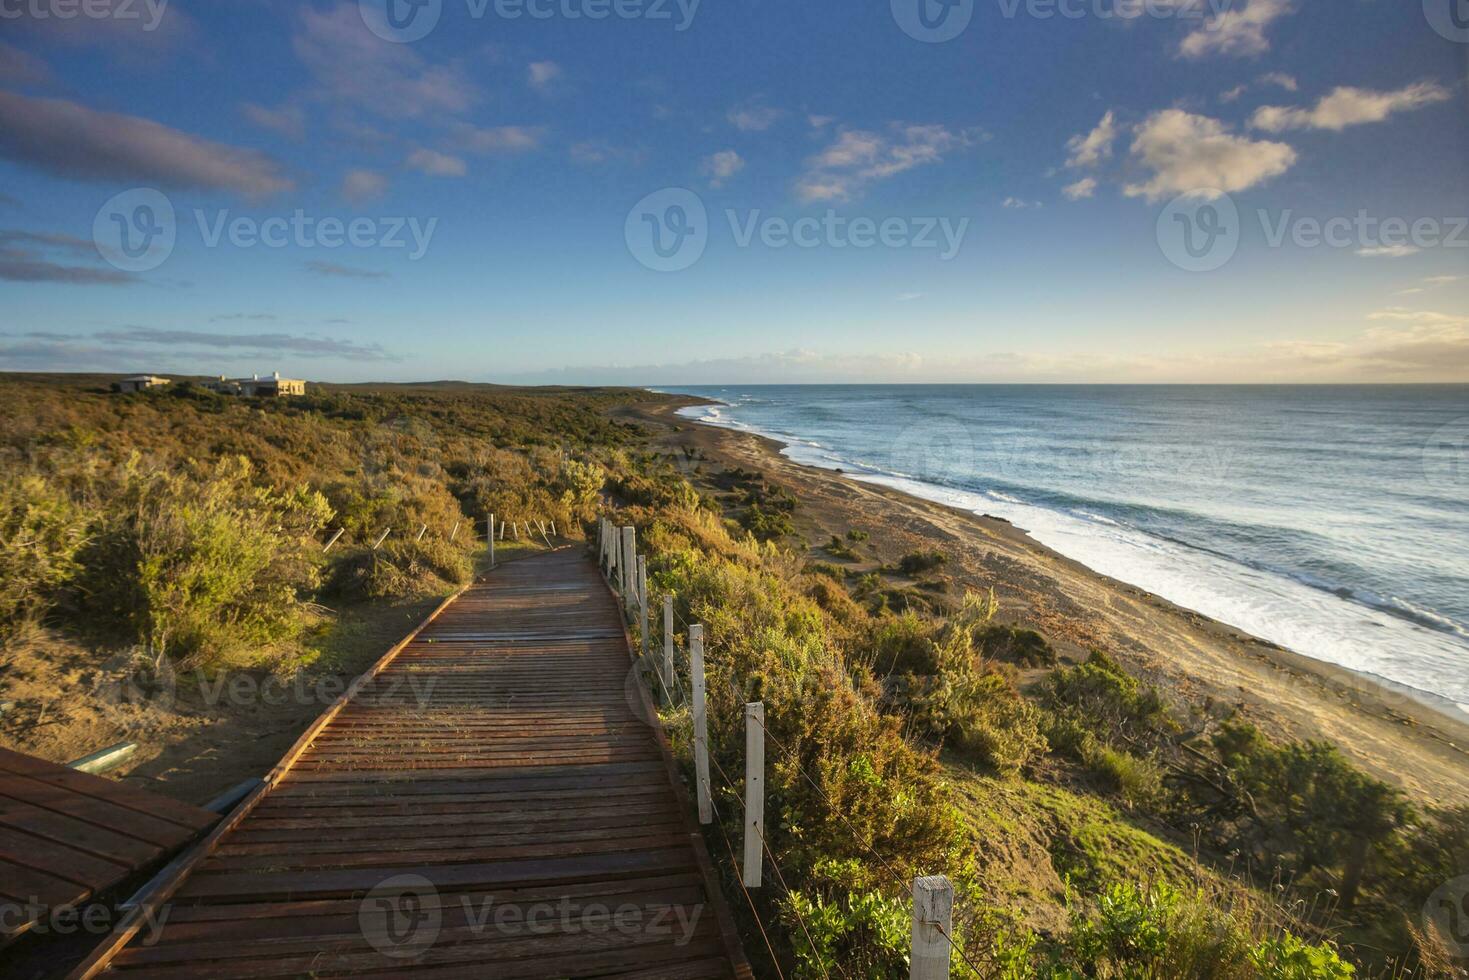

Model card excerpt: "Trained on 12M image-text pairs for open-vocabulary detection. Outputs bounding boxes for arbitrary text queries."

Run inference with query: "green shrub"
[1249,934,1355,979]
[80,456,331,664]
[0,474,88,630]
[898,549,948,576]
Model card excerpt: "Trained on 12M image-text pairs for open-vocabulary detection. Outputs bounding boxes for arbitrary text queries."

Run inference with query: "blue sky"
[1,0,1467,383]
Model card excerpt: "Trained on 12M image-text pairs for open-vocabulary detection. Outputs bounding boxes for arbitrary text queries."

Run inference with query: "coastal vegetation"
[0,377,1463,977]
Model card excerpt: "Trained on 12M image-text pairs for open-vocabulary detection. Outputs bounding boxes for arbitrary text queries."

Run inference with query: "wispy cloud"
[341,169,388,204]
[0,229,134,285]
[728,102,784,132]
[1062,177,1098,200]
[701,150,745,188]
[304,260,389,280]
[1252,82,1450,132]
[93,326,395,360]
[528,60,563,93]
[0,91,293,197]
[1179,0,1292,58]
[242,102,307,141]
[449,123,547,154]
[406,148,468,177]
[1066,111,1117,168]
[796,123,976,202]
[294,3,476,120]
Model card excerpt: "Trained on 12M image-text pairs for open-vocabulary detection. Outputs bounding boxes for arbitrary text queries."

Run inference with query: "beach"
[625,397,1469,806]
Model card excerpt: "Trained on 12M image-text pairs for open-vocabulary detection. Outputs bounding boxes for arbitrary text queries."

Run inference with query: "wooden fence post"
[690,624,711,825]
[910,875,954,980]
[743,702,765,888]
[488,514,496,569]
[449,521,460,542]
[371,528,391,551]
[637,557,649,660]
[620,527,636,613]
[416,523,428,542]
[662,595,675,702]
[322,528,345,552]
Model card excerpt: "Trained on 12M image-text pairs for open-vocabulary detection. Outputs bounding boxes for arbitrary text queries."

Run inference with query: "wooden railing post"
[488,514,496,569]
[620,526,636,614]
[743,702,764,888]
[690,624,711,825]
[322,528,345,552]
[637,556,649,660]
[371,528,391,551]
[662,595,675,702]
[910,875,954,980]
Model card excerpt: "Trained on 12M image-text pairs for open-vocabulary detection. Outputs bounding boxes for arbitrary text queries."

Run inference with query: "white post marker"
[910,875,954,980]
[450,521,460,542]
[743,702,765,888]
[621,526,637,612]
[322,528,345,552]
[416,523,428,542]
[371,528,391,551]
[488,514,496,569]
[690,624,711,825]
[637,556,649,660]
[662,595,675,701]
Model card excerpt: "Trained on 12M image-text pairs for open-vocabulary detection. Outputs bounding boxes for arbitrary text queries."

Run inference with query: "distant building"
[204,372,307,398]
[113,375,171,393]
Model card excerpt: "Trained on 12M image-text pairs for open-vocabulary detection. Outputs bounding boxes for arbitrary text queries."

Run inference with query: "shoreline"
[624,395,1469,805]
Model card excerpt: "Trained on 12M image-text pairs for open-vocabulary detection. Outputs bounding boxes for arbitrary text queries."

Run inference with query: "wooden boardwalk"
[0,749,217,941]
[75,549,751,978]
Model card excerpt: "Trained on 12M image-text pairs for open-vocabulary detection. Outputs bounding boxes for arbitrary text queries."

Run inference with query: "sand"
[623,398,1469,806]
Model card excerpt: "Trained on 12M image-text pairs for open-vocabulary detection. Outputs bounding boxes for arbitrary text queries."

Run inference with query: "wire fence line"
[595,515,979,979]
[317,513,564,554]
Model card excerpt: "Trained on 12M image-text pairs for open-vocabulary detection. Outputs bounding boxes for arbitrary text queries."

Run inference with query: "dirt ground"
[622,399,1469,806]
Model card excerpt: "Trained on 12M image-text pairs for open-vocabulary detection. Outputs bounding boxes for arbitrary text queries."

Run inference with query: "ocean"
[666,385,1469,718]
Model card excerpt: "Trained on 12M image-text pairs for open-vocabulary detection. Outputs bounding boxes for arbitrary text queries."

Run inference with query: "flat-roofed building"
[113,375,171,393]
[204,372,306,397]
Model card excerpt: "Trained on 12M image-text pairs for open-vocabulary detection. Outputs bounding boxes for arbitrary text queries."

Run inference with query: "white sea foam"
[680,403,1469,719]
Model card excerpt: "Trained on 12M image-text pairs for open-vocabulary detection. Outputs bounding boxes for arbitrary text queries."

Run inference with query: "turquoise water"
[668,385,1469,716]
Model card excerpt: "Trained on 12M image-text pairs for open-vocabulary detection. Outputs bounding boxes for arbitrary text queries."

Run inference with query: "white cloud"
[341,168,388,203]
[1220,85,1248,104]
[1123,109,1295,201]
[1063,177,1098,200]
[1179,0,1292,58]
[242,102,306,141]
[895,292,925,302]
[0,90,293,197]
[1357,245,1420,259]
[701,150,745,188]
[1424,276,1462,285]
[1066,111,1117,168]
[406,148,467,177]
[728,103,784,132]
[796,124,973,202]
[1252,82,1450,132]
[527,60,562,93]
[294,4,476,120]
[450,124,546,154]
[1259,72,1298,92]
[808,115,834,130]
[1002,197,1041,209]
[0,42,51,86]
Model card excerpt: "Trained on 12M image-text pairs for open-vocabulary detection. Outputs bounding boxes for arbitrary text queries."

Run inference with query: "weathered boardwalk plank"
[73,549,750,978]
